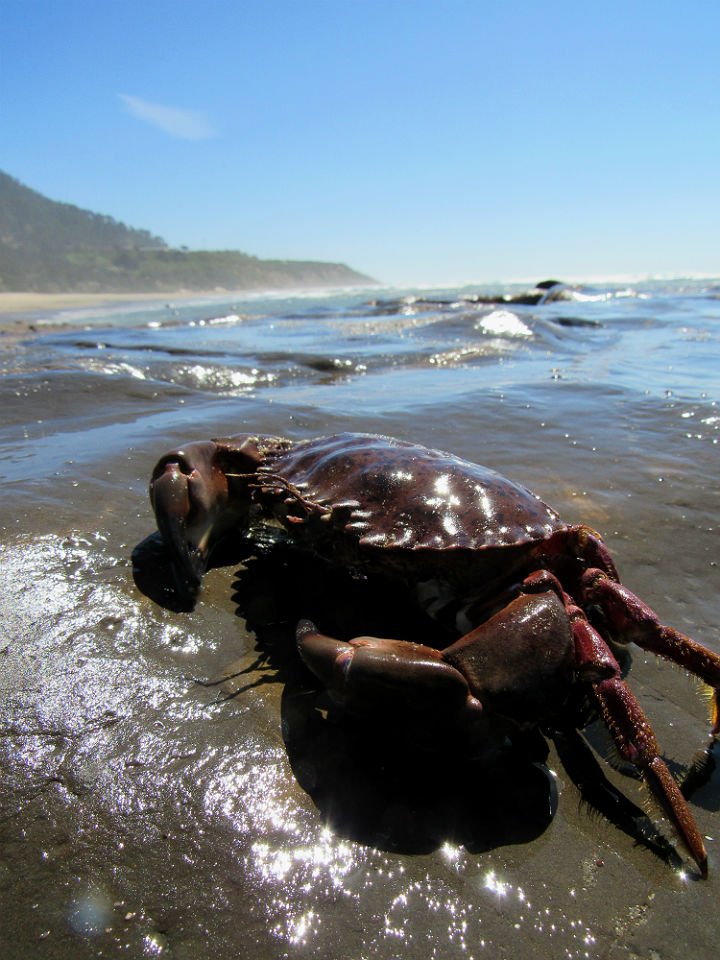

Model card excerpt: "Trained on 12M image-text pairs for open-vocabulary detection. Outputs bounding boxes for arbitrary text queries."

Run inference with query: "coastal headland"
[0,171,373,320]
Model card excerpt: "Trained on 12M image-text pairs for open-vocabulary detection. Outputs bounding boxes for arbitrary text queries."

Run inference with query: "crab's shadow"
[280,681,557,854]
[133,533,689,863]
[230,544,556,853]
[224,540,642,857]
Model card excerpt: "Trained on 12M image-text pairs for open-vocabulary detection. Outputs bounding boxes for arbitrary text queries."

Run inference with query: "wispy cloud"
[119,94,216,140]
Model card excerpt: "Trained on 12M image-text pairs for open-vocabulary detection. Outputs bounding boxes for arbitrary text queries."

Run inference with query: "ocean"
[2,277,719,958]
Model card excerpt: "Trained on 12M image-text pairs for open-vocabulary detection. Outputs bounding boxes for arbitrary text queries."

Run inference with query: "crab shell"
[239,432,568,595]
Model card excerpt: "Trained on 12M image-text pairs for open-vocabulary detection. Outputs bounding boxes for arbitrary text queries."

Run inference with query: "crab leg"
[569,594,709,877]
[582,569,720,737]
[593,673,708,877]
[523,569,708,875]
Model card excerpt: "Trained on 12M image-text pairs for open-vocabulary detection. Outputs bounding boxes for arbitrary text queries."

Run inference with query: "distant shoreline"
[0,284,380,323]
[0,286,375,348]
[0,291,194,348]
[0,290,197,319]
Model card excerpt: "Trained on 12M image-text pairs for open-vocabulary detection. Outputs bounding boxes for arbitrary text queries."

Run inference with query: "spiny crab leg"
[524,570,709,877]
[583,569,720,737]
[592,669,708,877]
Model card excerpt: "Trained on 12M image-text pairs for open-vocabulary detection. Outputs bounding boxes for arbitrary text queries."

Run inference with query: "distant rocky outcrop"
[0,171,372,293]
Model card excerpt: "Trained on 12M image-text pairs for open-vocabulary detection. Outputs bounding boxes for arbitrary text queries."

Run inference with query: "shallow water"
[1,279,720,958]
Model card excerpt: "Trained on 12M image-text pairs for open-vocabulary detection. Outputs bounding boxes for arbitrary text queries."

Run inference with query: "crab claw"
[296,620,484,730]
[149,441,230,603]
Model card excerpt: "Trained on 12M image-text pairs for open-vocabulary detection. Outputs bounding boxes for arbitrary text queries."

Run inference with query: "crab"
[149,431,720,876]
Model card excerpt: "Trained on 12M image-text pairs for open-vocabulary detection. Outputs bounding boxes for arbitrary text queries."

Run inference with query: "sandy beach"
[0,291,180,312]
[0,290,193,322]
[0,290,224,351]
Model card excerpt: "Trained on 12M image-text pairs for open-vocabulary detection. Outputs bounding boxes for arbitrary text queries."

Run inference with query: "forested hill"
[0,171,372,292]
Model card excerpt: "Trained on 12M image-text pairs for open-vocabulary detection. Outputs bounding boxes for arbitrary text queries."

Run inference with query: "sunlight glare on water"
[476,309,533,338]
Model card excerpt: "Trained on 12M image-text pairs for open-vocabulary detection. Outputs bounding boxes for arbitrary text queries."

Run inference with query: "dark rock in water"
[463,279,568,307]
[553,315,601,328]
[366,279,569,311]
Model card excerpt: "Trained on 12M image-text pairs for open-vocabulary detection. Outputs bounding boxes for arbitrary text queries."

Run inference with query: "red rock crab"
[149,431,720,876]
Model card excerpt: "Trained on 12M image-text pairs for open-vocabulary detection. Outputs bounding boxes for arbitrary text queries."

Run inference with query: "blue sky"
[3,1,719,286]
